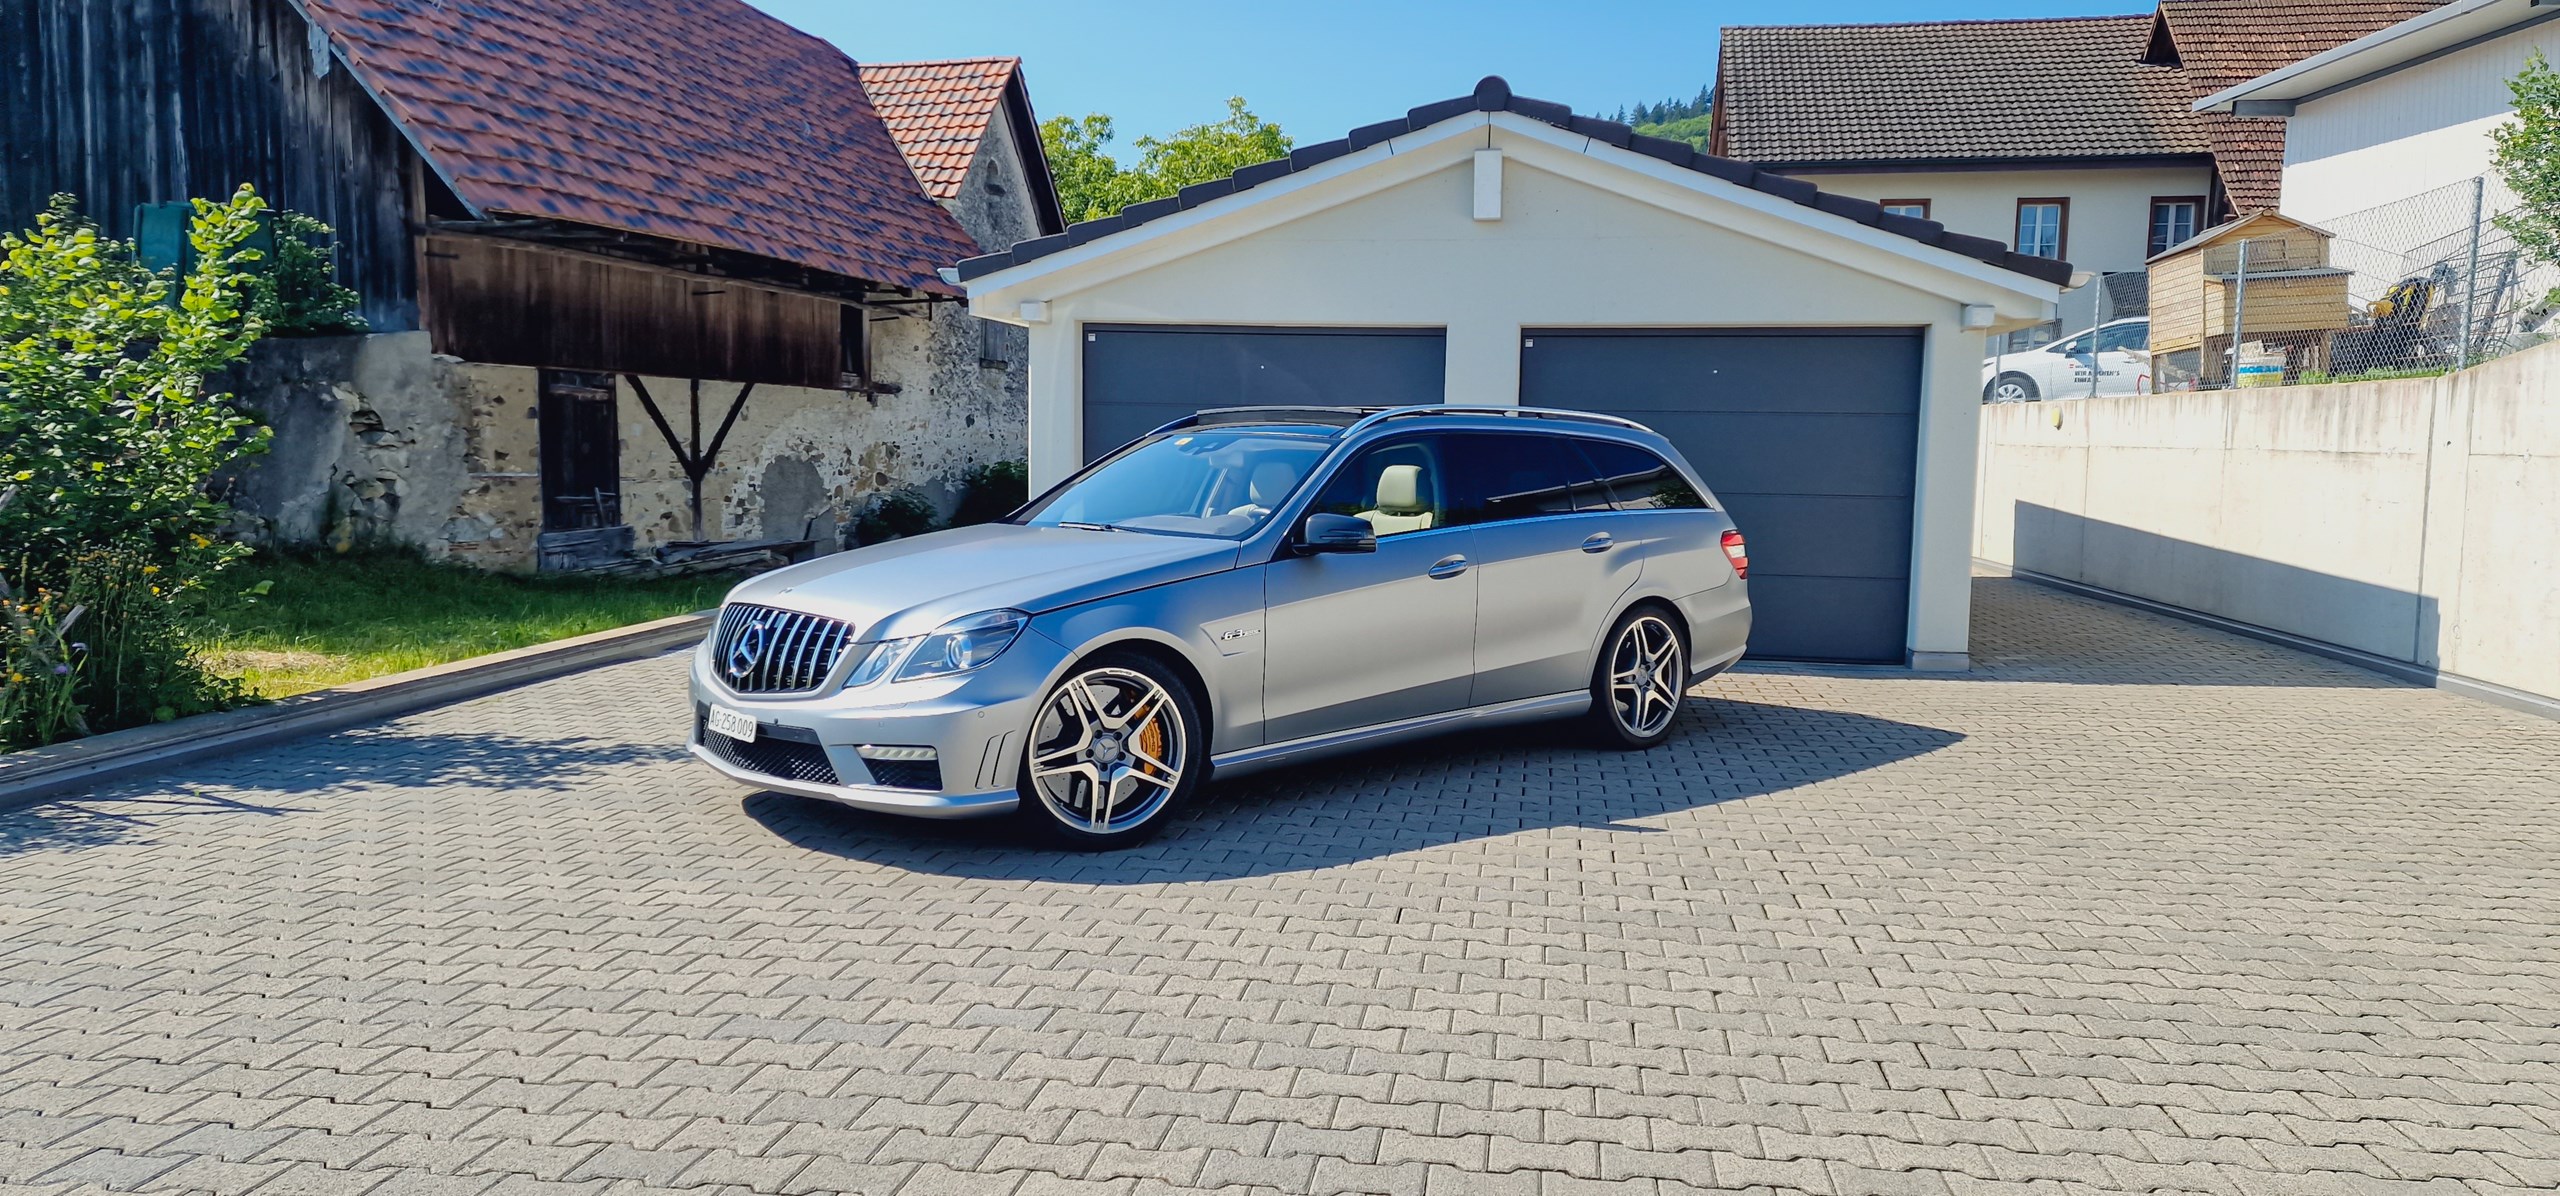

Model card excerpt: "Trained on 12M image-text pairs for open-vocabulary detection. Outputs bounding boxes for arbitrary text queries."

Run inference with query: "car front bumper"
[685,629,1071,819]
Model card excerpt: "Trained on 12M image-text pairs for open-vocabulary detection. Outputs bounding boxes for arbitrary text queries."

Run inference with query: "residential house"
[1,0,1060,571]
[2192,0,2551,222]
[1713,4,2445,346]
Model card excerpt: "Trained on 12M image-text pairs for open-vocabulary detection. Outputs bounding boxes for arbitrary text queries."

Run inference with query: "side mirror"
[1295,512,1377,555]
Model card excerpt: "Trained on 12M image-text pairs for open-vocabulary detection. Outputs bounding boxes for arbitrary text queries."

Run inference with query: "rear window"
[1578,439,1708,511]
[1443,433,1610,526]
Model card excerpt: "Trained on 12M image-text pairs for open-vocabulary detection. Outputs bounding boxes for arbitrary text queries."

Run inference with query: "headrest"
[1248,461,1297,506]
[1375,463,1425,513]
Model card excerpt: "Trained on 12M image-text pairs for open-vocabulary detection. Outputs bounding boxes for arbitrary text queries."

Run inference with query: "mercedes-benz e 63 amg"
[690,405,1751,848]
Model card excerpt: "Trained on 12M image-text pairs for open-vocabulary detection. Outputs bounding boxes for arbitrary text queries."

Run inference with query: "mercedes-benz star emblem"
[725,619,772,678]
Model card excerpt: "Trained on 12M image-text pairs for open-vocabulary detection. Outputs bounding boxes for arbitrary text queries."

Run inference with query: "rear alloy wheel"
[1018,653,1202,849]
[1986,373,2039,403]
[1591,609,1688,749]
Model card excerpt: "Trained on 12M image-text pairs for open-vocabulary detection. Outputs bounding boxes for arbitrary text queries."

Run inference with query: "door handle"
[1581,532,1614,553]
[1426,554,1469,579]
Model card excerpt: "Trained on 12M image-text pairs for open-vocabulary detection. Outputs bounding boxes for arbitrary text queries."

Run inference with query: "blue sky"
[749,0,2152,158]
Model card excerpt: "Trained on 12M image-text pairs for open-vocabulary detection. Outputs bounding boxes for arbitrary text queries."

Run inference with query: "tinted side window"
[1445,433,1602,526]
[1308,435,1449,538]
[1580,440,1708,510]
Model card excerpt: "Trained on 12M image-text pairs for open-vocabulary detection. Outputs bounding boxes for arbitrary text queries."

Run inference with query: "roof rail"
[1144,406,1381,438]
[1342,405,1652,437]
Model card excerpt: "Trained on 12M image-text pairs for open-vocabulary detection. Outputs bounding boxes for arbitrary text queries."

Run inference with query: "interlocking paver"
[3,577,2558,1195]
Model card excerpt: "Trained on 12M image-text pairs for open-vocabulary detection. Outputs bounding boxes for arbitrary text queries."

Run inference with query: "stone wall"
[222,323,1029,572]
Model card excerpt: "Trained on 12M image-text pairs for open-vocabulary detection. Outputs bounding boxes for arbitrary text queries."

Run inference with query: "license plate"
[705,705,758,742]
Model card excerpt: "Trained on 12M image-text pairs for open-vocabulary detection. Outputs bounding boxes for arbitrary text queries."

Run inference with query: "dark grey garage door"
[1520,328,1923,664]
[1080,325,1446,462]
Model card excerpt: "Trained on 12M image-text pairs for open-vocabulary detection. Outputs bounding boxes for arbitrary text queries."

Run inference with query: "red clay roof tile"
[300,0,976,295]
[2149,1,2451,213]
[864,58,1021,202]
[1714,16,2210,166]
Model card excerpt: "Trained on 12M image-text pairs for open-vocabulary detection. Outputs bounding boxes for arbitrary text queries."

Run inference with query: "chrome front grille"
[711,603,854,695]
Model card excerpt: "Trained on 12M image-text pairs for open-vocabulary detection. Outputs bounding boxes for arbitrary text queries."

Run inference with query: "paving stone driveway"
[4,578,2559,1196]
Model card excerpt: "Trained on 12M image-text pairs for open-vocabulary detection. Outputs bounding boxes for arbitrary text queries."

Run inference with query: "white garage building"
[960,78,2068,667]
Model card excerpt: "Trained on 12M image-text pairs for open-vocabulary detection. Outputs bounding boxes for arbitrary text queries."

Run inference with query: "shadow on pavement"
[744,696,1961,882]
[0,790,306,858]
[0,729,678,857]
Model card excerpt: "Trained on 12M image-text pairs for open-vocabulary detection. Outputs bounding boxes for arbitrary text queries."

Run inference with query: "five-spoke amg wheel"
[1018,652,1202,848]
[1591,608,1688,749]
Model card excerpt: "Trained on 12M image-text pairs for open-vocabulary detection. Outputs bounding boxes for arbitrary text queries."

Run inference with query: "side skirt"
[1210,691,1591,781]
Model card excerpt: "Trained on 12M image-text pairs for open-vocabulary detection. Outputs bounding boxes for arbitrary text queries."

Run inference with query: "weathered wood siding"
[2,0,419,329]
[419,236,848,389]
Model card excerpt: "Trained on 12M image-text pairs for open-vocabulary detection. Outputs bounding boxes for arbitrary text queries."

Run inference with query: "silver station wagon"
[690,406,1752,848]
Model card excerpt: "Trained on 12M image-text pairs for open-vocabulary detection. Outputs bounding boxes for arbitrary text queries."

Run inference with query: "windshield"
[1013,429,1334,538]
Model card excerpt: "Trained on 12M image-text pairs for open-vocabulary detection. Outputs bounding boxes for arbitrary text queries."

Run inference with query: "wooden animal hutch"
[2146,212,2354,390]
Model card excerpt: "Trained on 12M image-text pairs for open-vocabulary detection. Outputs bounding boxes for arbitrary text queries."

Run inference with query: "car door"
[1259,434,1478,744]
[2095,321,2149,395]
[1445,432,1637,708]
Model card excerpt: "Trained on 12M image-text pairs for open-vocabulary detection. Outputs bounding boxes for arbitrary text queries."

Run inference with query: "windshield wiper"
[1055,521,1123,532]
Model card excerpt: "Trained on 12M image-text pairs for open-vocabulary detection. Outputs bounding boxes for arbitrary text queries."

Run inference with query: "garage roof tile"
[956,77,2074,287]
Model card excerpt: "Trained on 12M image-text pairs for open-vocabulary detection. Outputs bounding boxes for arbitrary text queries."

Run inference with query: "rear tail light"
[1721,529,1749,579]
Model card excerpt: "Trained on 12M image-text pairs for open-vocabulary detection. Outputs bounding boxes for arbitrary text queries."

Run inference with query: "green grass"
[193,550,735,698]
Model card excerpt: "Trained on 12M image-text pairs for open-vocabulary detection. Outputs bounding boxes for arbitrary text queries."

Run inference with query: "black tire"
[1985,372,2040,403]
[1014,649,1205,850]
[1587,606,1688,750]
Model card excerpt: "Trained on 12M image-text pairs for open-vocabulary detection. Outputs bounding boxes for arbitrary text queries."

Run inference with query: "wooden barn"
[2145,211,2354,389]
[3,0,1061,570]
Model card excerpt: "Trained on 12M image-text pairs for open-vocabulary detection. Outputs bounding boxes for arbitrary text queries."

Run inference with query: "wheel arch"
[1037,627,1218,752]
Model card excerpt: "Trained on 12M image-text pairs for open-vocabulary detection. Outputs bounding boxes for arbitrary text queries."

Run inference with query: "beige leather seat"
[1225,460,1302,517]
[1358,463,1435,536]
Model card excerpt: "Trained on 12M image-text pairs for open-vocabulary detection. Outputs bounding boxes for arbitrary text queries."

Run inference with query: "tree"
[1041,98,1294,223]
[2492,51,2560,291]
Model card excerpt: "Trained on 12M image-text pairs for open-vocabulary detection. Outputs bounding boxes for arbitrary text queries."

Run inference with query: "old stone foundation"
[220,316,1027,572]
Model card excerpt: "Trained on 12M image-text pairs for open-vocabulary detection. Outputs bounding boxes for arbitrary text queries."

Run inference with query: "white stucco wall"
[2279,22,2552,223]
[1795,165,2220,278]
[1977,338,2560,706]
[970,114,2062,663]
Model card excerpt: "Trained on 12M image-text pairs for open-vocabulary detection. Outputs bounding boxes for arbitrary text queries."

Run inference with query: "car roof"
[1173,405,1656,441]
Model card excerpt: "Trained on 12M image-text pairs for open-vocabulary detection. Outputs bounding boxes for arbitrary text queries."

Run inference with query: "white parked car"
[1983,318,2149,402]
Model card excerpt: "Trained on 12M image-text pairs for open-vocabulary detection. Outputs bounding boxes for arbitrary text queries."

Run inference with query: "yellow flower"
[142,565,160,575]
[191,535,211,548]
[6,673,21,684]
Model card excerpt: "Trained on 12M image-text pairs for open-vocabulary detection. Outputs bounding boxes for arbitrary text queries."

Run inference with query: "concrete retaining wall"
[1977,338,2560,704]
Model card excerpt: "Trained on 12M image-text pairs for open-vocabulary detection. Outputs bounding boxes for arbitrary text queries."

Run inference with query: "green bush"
[855,487,940,545]
[950,459,1029,526]
[0,186,272,747]
[253,210,366,336]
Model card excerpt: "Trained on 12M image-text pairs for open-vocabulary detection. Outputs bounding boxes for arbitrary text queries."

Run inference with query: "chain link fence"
[1985,175,2557,400]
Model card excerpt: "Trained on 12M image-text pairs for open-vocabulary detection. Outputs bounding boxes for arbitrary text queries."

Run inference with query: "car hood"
[720,524,1244,640]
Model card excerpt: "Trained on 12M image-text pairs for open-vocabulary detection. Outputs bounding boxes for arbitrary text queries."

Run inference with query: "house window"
[2148,196,2204,256]
[2016,199,2067,259]
[978,318,1010,368]
[1880,199,1931,219]
[839,303,869,388]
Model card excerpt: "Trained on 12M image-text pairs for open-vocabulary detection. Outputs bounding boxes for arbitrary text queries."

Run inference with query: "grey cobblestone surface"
[4,578,2557,1195]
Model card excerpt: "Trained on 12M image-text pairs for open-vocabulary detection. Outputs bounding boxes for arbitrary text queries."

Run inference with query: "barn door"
[537,370,623,532]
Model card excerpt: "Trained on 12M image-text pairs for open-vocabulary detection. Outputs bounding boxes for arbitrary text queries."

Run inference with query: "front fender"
[1027,567,1265,756]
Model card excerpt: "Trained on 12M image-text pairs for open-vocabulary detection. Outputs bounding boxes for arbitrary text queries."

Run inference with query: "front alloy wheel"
[1019,654,1201,848]
[1594,610,1687,748]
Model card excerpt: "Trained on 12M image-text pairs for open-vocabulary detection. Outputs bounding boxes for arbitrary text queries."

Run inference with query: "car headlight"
[890,609,1028,682]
